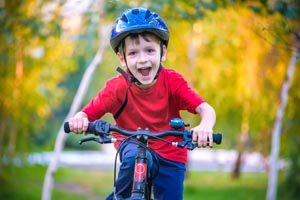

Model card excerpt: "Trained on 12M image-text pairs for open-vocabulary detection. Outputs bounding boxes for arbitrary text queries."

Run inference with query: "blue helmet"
[110,8,169,53]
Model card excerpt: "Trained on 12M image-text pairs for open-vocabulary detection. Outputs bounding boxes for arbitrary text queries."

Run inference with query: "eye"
[147,48,155,53]
[127,51,137,56]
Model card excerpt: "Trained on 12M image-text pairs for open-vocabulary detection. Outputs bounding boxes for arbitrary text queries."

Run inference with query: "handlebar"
[64,119,222,150]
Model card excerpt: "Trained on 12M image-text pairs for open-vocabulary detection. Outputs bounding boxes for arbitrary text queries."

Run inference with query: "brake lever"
[79,136,117,145]
[79,136,100,145]
[171,130,197,150]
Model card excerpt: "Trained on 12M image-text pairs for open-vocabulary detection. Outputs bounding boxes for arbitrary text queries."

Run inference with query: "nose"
[137,51,147,63]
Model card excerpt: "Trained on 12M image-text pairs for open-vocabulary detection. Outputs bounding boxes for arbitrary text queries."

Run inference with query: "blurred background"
[0,0,299,199]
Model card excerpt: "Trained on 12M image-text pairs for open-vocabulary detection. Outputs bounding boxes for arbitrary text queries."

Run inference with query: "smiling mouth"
[138,67,151,76]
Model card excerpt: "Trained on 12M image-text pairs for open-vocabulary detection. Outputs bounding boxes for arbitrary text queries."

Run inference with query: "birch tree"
[41,1,111,199]
[265,0,300,199]
[266,37,299,200]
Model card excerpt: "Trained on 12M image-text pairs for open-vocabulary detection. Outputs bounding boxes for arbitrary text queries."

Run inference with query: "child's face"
[117,34,166,89]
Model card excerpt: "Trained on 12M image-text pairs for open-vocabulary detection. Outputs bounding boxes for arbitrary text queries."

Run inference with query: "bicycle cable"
[112,135,161,199]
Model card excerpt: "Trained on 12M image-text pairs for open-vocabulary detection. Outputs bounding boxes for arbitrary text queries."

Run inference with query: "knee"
[122,152,136,168]
[120,145,137,169]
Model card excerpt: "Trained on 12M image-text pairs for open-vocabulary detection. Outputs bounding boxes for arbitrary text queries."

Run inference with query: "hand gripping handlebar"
[64,119,222,149]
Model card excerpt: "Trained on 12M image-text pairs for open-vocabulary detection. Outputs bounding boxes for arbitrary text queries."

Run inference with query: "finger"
[72,120,78,133]
[198,133,206,148]
[82,118,89,133]
[68,119,74,132]
[201,131,212,148]
[76,119,83,133]
[191,130,198,142]
[71,118,83,133]
[208,133,213,147]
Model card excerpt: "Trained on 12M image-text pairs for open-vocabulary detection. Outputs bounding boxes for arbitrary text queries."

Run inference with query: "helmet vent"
[120,14,128,22]
[145,9,151,19]
[132,8,139,15]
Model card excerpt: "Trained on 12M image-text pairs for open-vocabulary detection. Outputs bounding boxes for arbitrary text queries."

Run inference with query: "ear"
[161,45,167,62]
[117,52,126,66]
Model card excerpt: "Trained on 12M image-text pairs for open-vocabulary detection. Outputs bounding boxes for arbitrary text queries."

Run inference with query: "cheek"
[126,63,138,74]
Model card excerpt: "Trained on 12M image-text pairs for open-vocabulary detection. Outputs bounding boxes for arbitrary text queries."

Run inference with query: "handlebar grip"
[64,122,71,133]
[63,122,94,133]
[213,133,222,144]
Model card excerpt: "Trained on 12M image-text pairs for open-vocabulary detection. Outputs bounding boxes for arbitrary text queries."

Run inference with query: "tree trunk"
[266,42,299,200]
[232,131,249,178]
[8,40,24,158]
[232,102,250,179]
[41,23,110,200]
[0,119,7,180]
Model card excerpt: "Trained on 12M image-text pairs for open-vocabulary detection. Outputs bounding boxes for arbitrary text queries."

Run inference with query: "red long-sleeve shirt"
[82,67,205,163]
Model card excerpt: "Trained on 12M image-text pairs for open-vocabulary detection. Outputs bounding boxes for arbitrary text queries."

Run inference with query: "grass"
[0,164,286,200]
[184,172,267,200]
[0,165,46,200]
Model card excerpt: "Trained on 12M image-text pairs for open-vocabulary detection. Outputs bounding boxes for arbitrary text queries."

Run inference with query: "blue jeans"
[105,142,186,200]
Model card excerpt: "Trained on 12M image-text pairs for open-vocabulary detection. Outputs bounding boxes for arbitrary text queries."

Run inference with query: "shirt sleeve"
[82,76,127,121]
[169,70,205,114]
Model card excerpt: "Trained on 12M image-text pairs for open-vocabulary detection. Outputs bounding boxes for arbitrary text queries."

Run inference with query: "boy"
[68,7,216,200]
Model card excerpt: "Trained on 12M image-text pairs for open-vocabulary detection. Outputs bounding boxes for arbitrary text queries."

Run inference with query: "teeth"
[138,67,149,70]
[139,68,150,76]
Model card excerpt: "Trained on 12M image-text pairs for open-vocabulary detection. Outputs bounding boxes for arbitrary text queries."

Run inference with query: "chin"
[139,78,155,85]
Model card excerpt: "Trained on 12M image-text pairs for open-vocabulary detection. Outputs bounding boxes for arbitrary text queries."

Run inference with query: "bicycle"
[64,118,222,200]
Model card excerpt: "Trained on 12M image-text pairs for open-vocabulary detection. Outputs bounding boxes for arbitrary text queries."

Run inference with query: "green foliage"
[273,0,300,19]
[0,0,77,159]
[279,65,300,199]
[280,133,300,199]
[105,0,229,21]
[164,6,293,151]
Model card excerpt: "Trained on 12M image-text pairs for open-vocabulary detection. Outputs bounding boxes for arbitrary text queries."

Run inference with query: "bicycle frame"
[130,134,151,200]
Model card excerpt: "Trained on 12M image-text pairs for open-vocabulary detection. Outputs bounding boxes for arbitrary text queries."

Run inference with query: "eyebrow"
[120,32,160,53]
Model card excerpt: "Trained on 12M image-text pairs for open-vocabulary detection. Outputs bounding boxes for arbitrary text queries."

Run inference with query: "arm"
[68,111,89,134]
[191,102,216,147]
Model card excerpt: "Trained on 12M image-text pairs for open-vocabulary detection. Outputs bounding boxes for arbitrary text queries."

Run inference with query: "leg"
[105,142,153,200]
[152,154,186,200]
[105,142,137,200]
